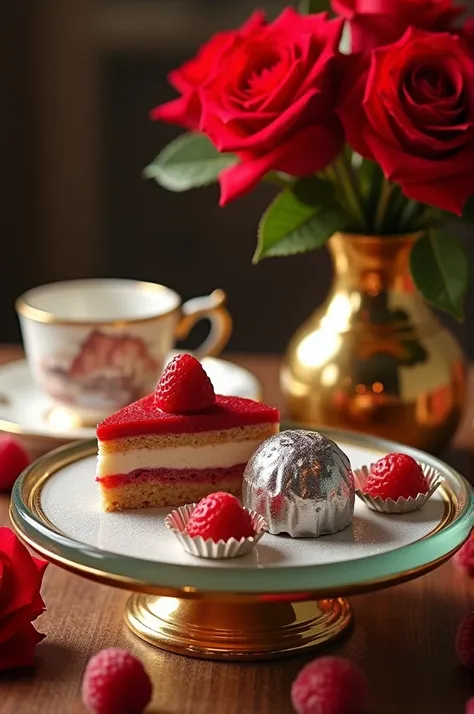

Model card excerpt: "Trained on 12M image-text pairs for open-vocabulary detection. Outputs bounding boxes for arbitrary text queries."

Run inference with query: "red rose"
[332,0,466,52]
[151,12,265,131]
[153,8,345,205]
[0,528,48,671]
[338,28,474,215]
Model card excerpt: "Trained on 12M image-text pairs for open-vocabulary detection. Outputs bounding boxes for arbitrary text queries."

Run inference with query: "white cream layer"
[96,439,263,477]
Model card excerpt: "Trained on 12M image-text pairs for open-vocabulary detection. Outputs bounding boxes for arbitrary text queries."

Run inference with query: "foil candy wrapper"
[354,462,442,514]
[242,430,355,538]
[164,503,267,559]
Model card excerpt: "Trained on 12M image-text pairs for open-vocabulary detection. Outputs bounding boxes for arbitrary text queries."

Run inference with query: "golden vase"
[281,233,467,454]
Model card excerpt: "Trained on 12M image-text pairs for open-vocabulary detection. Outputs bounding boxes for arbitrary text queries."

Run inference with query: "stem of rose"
[322,166,338,186]
[374,178,396,232]
[334,155,367,230]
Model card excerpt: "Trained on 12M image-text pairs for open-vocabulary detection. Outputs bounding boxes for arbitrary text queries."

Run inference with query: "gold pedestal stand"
[125,594,352,661]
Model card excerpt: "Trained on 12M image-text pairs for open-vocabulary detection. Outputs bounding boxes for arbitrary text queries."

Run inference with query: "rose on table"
[0,528,48,672]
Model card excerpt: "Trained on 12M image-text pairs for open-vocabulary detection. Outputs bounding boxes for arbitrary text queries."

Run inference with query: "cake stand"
[10,427,473,662]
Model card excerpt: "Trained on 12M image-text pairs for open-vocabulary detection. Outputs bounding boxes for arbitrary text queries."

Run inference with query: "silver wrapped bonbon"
[242,430,354,538]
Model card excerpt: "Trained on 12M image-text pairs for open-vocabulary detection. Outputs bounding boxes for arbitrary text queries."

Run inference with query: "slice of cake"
[96,354,280,511]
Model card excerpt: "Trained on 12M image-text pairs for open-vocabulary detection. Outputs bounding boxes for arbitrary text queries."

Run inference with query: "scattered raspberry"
[82,648,152,714]
[0,435,30,492]
[186,492,255,542]
[155,353,215,414]
[466,698,474,714]
[291,656,367,714]
[453,532,474,576]
[363,453,428,501]
[456,612,474,669]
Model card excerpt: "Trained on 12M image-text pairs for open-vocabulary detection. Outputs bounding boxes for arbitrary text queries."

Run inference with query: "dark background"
[1,0,473,355]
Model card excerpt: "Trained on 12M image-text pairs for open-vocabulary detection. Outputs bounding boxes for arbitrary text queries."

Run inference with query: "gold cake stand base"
[125,594,352,661]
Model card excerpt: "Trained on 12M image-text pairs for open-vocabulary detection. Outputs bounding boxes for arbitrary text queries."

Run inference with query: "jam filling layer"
[97,464,246,490]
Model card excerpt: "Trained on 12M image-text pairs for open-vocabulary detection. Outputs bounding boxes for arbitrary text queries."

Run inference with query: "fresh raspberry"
[363,453,429,501]
[453,532,474,576]
[0,435,30,492]
[291,656,367,714]
[456,612,474,669]
[466,697,474,714]
[81,648,152,714]
[155,353,215,414]
[186,492,255,542]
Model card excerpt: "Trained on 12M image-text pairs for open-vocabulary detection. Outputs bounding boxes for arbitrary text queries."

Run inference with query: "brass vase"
[281,233,467,454]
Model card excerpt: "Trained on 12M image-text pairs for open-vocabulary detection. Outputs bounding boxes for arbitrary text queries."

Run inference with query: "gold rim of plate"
[10,429,473,602]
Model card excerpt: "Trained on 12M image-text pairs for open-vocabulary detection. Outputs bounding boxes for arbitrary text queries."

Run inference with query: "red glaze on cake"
[96,355,279,512]
[97,393,278,439]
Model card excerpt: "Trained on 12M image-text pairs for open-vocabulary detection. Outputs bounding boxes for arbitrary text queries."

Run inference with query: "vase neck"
[328,233,419,294]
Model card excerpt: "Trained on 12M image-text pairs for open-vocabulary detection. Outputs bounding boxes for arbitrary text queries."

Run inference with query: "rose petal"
[0,529,47,617]
[0,598,45,645]
[215,12,342,119]
[150,94,201,131]
[331,0,353,18]
[401,172,474,215]
[0,622,45,672]
[218,124,343,205]
[168,31,234,93]
[151,10,267,129]
[402,88,466,125]
[169,10,266,93]
[33,557,48,579]
[202,87,320,153]
[366,127,474,183]
[382,96,471,156]
[332,0,466,52]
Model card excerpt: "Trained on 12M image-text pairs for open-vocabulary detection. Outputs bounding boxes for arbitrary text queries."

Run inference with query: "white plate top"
[40,442,448,572]
[0,356,261,441]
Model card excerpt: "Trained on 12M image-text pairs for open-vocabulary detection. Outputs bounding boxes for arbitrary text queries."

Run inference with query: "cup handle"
[176,289,233,359]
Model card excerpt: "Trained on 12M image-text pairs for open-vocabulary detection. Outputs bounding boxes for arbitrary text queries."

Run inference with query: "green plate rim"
[10,425,473,596]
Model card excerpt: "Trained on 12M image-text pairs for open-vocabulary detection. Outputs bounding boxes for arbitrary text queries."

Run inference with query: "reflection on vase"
[281,233,467,454]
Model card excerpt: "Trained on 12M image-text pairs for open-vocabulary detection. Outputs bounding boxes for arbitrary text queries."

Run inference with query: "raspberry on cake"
[96,354,280,511]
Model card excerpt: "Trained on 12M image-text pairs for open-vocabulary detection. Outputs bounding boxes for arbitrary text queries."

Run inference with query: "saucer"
[0,355,262,443]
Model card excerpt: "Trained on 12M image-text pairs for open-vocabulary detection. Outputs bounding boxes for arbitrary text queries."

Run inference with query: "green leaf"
[254,177,346,262]
[299,0,330,13]
[144,133,237,192]
[462,196,474,222]
[410,232,470,320]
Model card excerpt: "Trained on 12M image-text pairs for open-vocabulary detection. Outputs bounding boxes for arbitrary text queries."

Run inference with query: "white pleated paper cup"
[164,503,267,559]
[354,463,442,514]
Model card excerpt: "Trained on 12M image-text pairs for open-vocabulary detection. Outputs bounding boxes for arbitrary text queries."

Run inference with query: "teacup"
[16,279,232,424]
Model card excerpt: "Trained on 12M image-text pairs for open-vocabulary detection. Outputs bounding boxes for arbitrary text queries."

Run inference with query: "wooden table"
[0,346,472,714]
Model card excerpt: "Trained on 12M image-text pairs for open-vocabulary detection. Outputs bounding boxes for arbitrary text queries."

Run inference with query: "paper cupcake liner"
[164,503,267,559]
[354,462,442,514]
